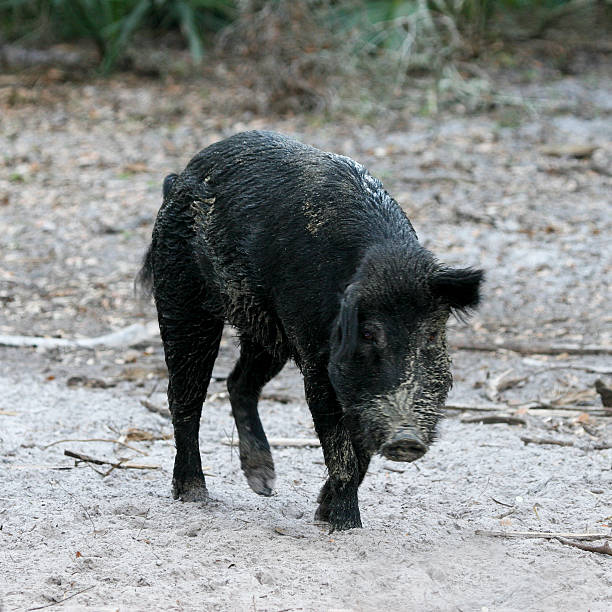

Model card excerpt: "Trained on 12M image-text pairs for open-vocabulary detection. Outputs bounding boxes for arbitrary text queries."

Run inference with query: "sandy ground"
[0,360,610,612]
[1,61,611,611]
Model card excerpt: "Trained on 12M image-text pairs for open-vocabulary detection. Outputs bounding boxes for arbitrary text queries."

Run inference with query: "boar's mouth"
[379,427,427,462]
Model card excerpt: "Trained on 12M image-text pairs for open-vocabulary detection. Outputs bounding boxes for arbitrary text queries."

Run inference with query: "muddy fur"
[139,130,483,531]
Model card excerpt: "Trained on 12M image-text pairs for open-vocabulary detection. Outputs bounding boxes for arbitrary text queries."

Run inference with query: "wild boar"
[138,130,483,531]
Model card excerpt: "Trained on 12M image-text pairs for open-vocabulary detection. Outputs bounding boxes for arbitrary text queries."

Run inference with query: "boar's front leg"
[315,432,372,526]
[304,366,362,531]
[227,336,287,496]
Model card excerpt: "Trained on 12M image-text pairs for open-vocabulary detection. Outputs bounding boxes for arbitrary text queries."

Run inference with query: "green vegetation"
[1,1,593,73]
[0,0,235,72]
[0,0,606,112]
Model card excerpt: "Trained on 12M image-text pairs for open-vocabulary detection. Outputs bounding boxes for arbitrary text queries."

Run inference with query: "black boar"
[138,130,483,531]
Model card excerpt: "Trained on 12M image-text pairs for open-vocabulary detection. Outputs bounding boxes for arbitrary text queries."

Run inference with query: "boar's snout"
[380,428,427,462]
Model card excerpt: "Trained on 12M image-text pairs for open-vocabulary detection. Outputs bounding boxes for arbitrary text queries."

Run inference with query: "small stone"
[123,349,140,363]
[254,570,274,585]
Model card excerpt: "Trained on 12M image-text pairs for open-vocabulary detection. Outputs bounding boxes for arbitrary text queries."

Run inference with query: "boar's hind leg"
[228,337,287,496]
[158,301,223,502]
[304,368,362,531]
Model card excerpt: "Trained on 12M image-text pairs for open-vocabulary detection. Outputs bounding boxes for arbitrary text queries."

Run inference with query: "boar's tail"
[163,173,178,199]
[135,243,154,300]
[135,173,178,300]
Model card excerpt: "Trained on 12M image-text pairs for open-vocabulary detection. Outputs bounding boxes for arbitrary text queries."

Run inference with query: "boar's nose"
[380,429,427,462]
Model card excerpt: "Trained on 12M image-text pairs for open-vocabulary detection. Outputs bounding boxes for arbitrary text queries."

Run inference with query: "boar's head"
[328,244,483,462]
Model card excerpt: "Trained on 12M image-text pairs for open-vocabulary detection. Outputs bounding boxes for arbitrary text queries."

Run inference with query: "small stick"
[403,173,476,184]
[0,410,18,415]
[260,393,298,404]
[9,464,73,471]
[522,361,612,375]
[475,530,608,541]
[0,321,158,350]
[44,438,147,455]
[451,341,612,356]
[221,437,321,448]
[27,585,94,611]
[446,403,508,412]
[526,405,610,416]
[140,399,170,418]
[384,465,406,473]
[56,480,96,533]
[592,442,612,450]
[555,537,612,556]
[445,403,610,417]
[497,508,517,520]
[63,450,159,470]
[520,436,575,447]
[136,508,150,540]
[462,415,527,426]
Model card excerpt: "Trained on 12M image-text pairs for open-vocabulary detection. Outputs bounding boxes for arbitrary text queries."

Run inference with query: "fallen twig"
[445,402,610,417]
[44,438,147,455]
[9,464,73,470]
[462,415,527,426]
[0,321,158,350]
[497,508,517,520]
[56,480,97,533]
[260,393,298,404]
[63,450,159,470]
[539,143,598,158]
[221,437,320,448]
[384,464,406,473]
[27,585,94,611]
[523,403,610,416]
[140,399,171,418]
[119,427,172,443]
[446,403,513,412]
[66,375,116,389]
[521,436,611,451]
[555,537,612,556]
[521,359,612,375]
[0,410,18,415]
[520,436,574,447]
[486,368,524,400]
[592,442,612,450]
[402,173,476,184]
[475,530,608,541]
[273,526,306,538]
[451,341,612,356]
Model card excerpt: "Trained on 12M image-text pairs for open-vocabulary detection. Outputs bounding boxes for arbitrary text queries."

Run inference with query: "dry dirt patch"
[1,70,611,610]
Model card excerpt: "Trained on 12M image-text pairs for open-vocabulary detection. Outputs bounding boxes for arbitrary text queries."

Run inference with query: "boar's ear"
[431,267,483,315]
[332,283,360,360]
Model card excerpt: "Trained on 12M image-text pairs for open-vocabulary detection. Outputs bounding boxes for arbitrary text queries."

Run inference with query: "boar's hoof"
[315,490,362,530]
[328,509,362,532]
[172,477,209,502]
[380,430,427,463]
[242,447,276,496]
[244,464,276,497]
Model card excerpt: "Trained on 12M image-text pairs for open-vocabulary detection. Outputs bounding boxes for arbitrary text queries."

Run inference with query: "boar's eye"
[360,323,385,348]
[427,331,437,343]
[361,328,375,342]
